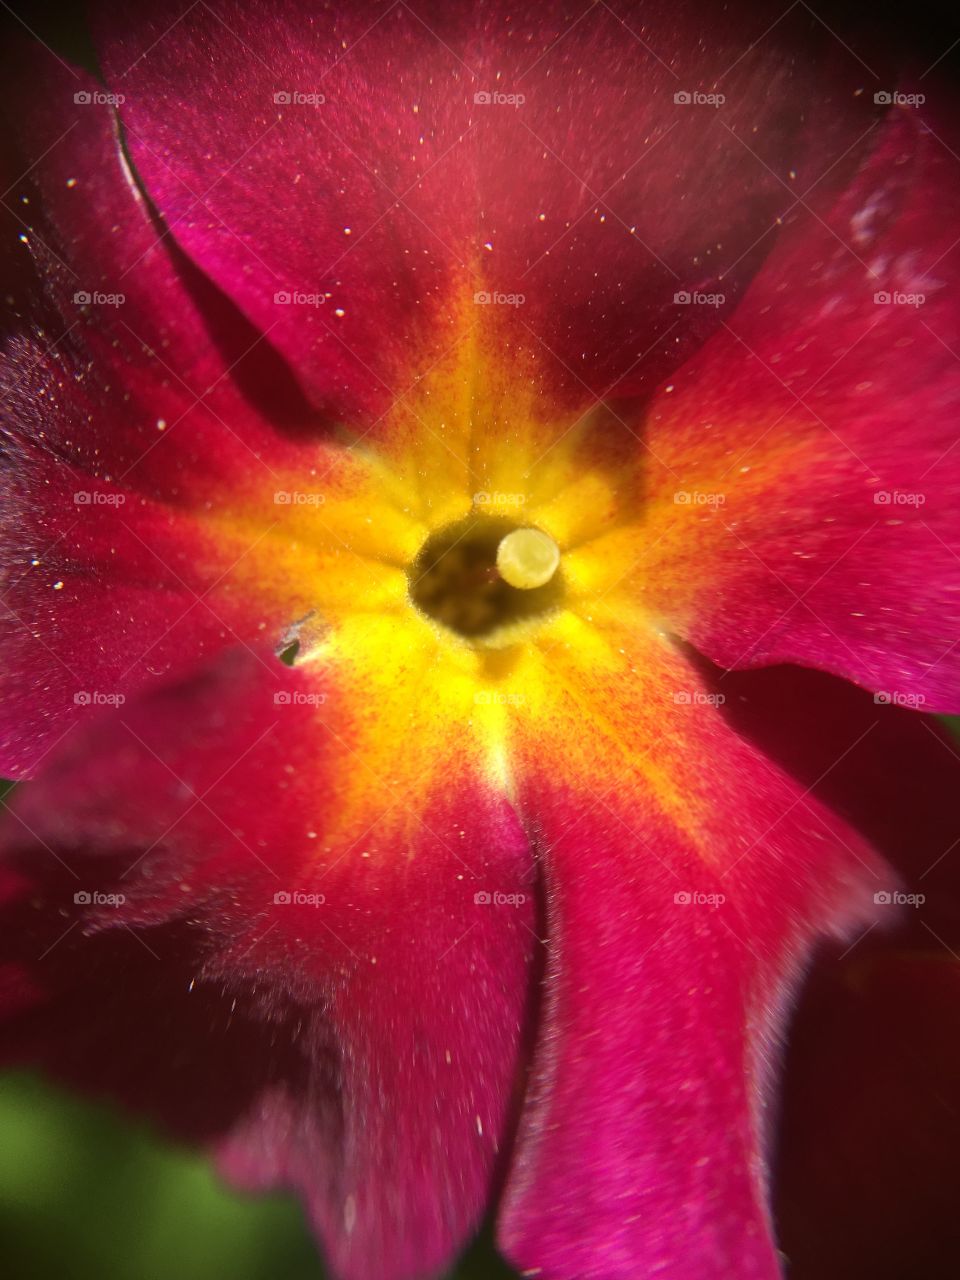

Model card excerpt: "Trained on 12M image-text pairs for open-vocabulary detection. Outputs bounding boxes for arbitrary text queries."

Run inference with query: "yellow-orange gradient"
[176,297,772,855]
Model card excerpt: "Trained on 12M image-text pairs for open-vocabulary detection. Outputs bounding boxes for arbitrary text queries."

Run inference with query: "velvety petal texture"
[0,649,537,1280]
[632,101,960,712]
[1,4,959,1280]
[95,0,882,415]
[495,621,886,1279]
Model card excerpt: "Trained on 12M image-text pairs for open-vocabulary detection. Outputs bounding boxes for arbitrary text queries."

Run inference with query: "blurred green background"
[0,1070,518,1279]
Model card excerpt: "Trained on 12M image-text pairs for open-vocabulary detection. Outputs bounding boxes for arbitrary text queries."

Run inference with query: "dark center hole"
[408,514,563,639]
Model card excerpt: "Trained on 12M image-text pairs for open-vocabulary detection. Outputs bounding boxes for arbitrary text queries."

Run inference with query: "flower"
[1,3,959,1278]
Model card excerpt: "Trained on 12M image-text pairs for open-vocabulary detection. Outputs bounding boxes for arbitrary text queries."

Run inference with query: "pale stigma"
[496,528,560,590]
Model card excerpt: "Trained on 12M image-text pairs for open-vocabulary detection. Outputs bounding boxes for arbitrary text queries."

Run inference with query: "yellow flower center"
[409,516,563,644]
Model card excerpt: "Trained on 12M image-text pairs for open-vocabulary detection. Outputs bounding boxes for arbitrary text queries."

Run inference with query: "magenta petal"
[94,0,881,417]
[498,691,888,1279]
[642,99,960,712]
[0,649,536,1280]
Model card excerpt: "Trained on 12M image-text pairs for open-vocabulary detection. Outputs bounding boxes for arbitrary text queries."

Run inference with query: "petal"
[95,0,882,416]
[713,662,960,1277]
[492,617,887,1279]
[2,55,319,496]
[631,100,960,711]
[0,56,351,775]
[0,647,536,1280]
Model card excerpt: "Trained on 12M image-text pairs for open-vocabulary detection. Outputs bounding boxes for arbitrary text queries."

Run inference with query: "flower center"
[408,514,563,641]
